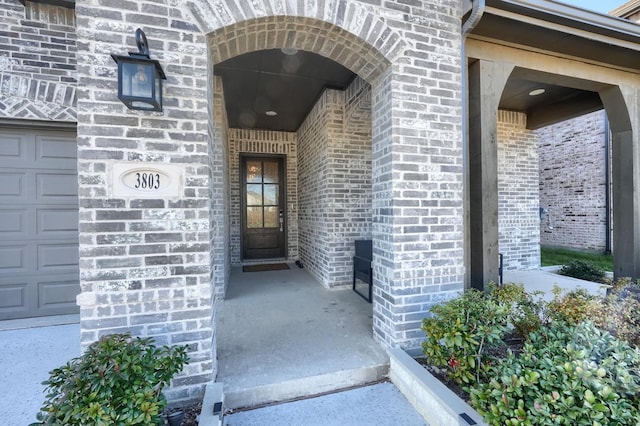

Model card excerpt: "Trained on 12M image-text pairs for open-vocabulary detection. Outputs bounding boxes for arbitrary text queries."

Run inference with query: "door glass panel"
[246,161,262,183]
[263,184,278,206]
[242,157,285,260]
[246,207,263,228]
[263,161,279,184]
[246,184,262,205]
[264,207,278,228]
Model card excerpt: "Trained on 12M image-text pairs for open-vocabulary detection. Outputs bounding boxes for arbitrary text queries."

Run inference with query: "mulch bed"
[416,358,471,401]
[164,402,201,425]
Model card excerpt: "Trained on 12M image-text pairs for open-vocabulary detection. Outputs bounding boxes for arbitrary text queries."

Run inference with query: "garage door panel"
[37,209,78,236]
[0,275,79,319]
[39,277,80,308]
[0,246,28,273]
[0,132,31,166]
[0,282,28,313]
[38,243,79,271]
[37,173,78,202]
[36,135,77,169]
[0,209,27,235]
[0,173,27,201]
[0,135,22,157]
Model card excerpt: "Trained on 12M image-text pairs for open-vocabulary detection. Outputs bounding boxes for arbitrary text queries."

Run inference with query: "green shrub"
[491,283,547,338]
[32,333,188,426]
[592,279,640,348]
[548,285,598,325]
[559,259,606,283]
[421,289,510,386]
[470,321,640,425]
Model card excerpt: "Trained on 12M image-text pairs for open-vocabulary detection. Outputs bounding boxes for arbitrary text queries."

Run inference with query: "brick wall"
[297,89,334,286]
[211,76,230,298]
[537,110,609,252]
[74,0,215,403]
[296,77,372,288]
[497,111,540,270]
[368,2,464,348]
[228,128,298,264]
[0,0,76,121]
[327,77,373,286]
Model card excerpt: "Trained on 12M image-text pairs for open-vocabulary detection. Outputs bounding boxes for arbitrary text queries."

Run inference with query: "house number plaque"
[112,163,182,197]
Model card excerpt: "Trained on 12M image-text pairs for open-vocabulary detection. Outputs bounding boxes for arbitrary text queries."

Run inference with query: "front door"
[241,156,286,260]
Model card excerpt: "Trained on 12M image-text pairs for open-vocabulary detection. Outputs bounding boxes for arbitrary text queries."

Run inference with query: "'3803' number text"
[134,172,160,189]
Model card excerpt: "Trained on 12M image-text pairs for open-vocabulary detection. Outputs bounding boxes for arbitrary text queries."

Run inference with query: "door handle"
[279,210,284,232]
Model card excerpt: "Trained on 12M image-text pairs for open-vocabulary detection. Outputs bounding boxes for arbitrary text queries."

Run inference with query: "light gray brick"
[497,110,541,271]
[536,110,609,252]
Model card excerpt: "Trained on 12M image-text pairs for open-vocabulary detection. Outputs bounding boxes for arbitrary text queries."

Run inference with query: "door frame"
[239,153,288,261]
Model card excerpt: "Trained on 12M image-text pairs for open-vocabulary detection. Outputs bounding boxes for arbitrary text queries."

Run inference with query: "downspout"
[462,0,486,36]
[462,0,486,289]
[604,113,612,254]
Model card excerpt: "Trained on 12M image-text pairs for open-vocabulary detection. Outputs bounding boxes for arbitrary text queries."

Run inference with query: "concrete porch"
[216,263,389,410]
[215,263,610,410]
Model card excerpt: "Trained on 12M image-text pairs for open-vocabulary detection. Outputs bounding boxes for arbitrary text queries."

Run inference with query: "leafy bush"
[421,289,510,386]
[32,333,188,426]
[591,278,640,348]
[470,321,640,425]
[491,283,547,338]
[548,285,598,325]
[559,259,606,283]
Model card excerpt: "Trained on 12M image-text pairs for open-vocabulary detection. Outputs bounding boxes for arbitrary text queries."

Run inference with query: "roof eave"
[610,0,640,19]
[486,0,640,42]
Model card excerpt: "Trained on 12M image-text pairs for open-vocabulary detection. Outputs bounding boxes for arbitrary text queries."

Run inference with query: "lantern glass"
[112,29,165,111]
[154,73,162,108]
[119,61,158,110]
[123,62,153,98]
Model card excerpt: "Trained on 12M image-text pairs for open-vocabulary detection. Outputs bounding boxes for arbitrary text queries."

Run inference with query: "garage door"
[0,128,79,320]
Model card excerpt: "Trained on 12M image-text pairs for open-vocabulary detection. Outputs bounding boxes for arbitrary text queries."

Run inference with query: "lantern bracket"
[135,28,150,56]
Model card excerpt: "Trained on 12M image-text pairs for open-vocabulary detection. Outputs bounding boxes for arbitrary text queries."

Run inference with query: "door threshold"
[241,258,289,266]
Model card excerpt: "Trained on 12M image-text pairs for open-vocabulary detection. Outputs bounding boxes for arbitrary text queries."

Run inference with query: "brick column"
[75,1,215,402]
[372,43,467,348]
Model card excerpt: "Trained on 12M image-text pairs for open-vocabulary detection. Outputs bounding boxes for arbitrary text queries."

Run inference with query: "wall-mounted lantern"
[111,28,166,111]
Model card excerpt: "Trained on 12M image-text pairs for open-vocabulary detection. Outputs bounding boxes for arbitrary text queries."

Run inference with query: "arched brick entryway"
[194,0,465,366]
[200,7,405,359]
[75,0,465,401]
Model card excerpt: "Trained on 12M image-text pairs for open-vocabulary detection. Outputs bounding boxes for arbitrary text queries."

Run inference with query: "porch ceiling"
[497,71,604,130]
[214,49,355,132]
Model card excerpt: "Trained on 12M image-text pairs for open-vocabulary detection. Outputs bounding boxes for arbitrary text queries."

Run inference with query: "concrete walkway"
[0,322,80,426]
[224,382,427,426]
[505,268,607,300]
